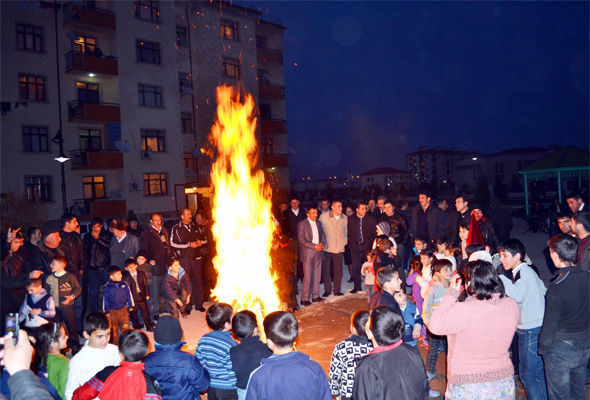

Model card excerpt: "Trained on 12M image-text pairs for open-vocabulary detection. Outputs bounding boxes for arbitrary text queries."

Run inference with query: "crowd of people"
[0,190,589,400]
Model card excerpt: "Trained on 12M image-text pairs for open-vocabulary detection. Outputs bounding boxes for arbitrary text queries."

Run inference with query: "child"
[368,267,402,314]
[360,251,376,301]
[245,311,331,399]
[144,315,210,400]
[72,329,162,400]
[422,258,453,382]
[328,310,373,400]
[195,302,238,399]
[412,236,428,258]
[418,248,436,299]
[406,257,427,342]
[19,278,56,335]
[122,258,154,331]
[45,255,81,353]
[162,258,192,319]
[103,266,134,344]
[34,322,69,400]
[230,310,272,400]
[433,236,449,260]
[393,290,423,347]
[135,250,152,289]
[65,312,120,400]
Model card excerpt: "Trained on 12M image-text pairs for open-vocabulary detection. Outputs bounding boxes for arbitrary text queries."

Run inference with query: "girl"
[361,250,376,301]
[35,322,70,400]
[406,257,427,343]
[418,248,436,299]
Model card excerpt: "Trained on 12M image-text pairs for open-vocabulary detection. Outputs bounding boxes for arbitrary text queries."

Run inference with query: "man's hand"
[6,227,20,243]
[28,270,43,279]
[146,296,150,300]
[0,331,33,375]
[314,243,324,251]
[175,299,184,307]
[412,325,421,340]
[189,241,198,248]
[30,308,41,316]
[128,307,134,312]
[450,275,462,291]
[62,295,74,305]
[149,260,156,266]
[186,295,191,304]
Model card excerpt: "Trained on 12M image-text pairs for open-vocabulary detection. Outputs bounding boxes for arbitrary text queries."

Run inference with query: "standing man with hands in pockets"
[298,207,326,307]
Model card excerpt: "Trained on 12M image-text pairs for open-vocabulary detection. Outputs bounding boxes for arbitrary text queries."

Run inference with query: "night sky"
[247,1,589,180]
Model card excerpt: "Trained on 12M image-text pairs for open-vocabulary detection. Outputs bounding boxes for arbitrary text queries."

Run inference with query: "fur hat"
[154,315,183,345]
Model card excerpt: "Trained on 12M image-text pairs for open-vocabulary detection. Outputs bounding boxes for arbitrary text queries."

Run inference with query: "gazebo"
[520,146,590,215]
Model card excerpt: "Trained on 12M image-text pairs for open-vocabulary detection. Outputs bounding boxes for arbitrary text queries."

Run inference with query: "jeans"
[87,267,108,312]
[208,387,237,400]
[543,338,590,400]
[149,275,162,318]
[517,327,548,400]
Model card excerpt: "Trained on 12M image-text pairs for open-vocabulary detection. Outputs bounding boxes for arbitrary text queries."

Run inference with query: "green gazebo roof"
[523,145,589,172]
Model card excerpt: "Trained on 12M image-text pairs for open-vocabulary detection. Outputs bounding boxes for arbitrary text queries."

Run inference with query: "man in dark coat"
[448,194,472,245]
[347,202,376,293]
[83,218,111,312]
[410,191,445,242]
[281,198,306,283]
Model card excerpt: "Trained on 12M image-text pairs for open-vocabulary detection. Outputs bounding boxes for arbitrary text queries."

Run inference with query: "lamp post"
[52,130,69,214]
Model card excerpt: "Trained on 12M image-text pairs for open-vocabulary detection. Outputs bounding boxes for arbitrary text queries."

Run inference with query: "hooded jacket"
[162,267,192,301]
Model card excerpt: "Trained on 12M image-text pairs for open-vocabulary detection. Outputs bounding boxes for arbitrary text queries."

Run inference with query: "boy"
[195,302,237,399]
[122,258,154,331]
[230,310,272,400]
[328,310,373,400]
[393,290,423,346]
[369,266,402,314]
[19,278,55,335]
[72,329,162,400]
[144,315,210,400]
[45,255,81,352]
[162,258,192,319]
[103,266,134,344]
[245,311,330,400]
[65,312,120,400]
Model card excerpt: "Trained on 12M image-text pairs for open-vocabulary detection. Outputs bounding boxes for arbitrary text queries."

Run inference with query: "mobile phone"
[5,313,19,345]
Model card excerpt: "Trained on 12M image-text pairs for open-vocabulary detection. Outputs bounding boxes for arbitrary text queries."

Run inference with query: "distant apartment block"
[406,146,479,187]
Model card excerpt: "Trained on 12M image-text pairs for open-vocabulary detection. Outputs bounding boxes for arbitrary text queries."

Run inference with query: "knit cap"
[154,315,183,344]
[376,221,390,236]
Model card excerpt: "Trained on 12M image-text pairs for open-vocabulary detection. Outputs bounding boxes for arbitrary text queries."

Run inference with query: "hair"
[124,258,138,268]
[497,239,526,260]
[26,278,42,288]
[111,219,128,231]
[465,244,486,258]
[376,266,399,289]
[150,213,162,221]
[414,235,428,245]
[331,200,342,207]
[355,201,367,209]
[179,207,191,217]
[206,302,233,330]
[52,255,67,267]
[307,207,318,214]
[232,310,258,339]
[420,248,436,259]
[465,260,505,300]
[455,193,469,203]
[90,218,103,227]
[566,192,582,201]
[84,312,110,334]
[409,257,423,275]
[376,195,386,201]
[108,265,121,276]
[118,329,149,362]
[433,258,453,273]
[572,212,590,232]
[168,257,180,267]
[27,226,41,240]
[376,237,394,252]
[263,311,298,347]
[433,236,449,248]
[459,221,470,231]
[129,217,138,223]
[60,213,76,228]
[369,306,404,346]
[556,211,572,221]
[351,310,370,338]
[548,234,579,265]
[34,322,66,371]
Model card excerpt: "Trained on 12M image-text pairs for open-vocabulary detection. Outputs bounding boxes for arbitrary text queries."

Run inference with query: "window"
[259,104,272,120]
[181,112,192,134]
[255,35,267,49]
[25,176,52,201]
[79,128,102,151]
[19,74,46,101]
[23,126,49,152]
[141,129,165,152]
[178,72,190,94]
[76,81,99,103]
[221,19,238,40]
[73,35,96,54]
[16,24,43,52]
[144,173,167,196]
[134,0,159,23]
[136,40,160,64]
[222,58,240,78]
[138,84,162,107]
[184,153,196,171]
[176,26,187,48]
[83,176,105,199]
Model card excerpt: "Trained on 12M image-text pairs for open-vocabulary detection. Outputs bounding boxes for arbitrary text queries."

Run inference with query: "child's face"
[125,263,138,273]
[420,255,432,266]
[459,227,469,241]
[26,284,43,296]
[415,240,425,252]
[385,272,402,292]
[393,290,407,306]
[50,260,66,273]
[366,254,372,262]
[445,248,453,256]
[84,328,111,349]
[110,271,122,282]
[436,243,446,253]
[169,261,181,274]
[439,266,453,281]
[56,327,68,350]
[136,255,147,265]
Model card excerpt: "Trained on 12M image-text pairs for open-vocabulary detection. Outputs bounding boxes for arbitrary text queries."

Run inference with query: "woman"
[429,260,519,399]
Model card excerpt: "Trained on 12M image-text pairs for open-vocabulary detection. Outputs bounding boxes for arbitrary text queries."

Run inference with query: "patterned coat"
[328,334,373,399]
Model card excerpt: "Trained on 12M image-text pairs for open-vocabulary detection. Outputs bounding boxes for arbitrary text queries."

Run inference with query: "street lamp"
[52,130,69,213]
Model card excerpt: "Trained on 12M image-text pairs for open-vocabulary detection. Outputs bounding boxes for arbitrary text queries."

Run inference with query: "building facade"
[406,146,479,187]
[359,167,412,191]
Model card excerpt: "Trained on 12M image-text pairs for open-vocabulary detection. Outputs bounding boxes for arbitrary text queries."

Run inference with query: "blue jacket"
[144,342,210,400]
[245,351,331,400]
[162,267,192,301]
[399,301,423,346]
[369,289,401,314]
[103,280,133,313]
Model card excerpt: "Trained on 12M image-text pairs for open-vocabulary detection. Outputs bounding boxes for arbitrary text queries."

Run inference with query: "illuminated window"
[16,24,43,52]
[23,126,49,152]
[138,84,162,107]
[141,129,165,152]
[144,173,167,196]
[73,35,96,54]
[76,81,99,103]
[25,176,51,201]
[221,19,238,40]
[19,74,46,101]
[136,39,160,64]
[183,153,196,171]
[83,176,105,199]
[222,58,240,78]
[134,0,159,23]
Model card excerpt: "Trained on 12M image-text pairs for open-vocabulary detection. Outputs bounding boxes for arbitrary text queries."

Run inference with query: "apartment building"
[1,0,290,223]
[359,167,412,191]
[406,146,480,187]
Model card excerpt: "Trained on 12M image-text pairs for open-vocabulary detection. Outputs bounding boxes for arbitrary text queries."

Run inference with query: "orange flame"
[209,85,281,325]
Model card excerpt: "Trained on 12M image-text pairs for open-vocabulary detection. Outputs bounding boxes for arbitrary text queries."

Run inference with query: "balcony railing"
[68,101,121,122]
[69,149,124,169]
[261,119,287,135]
[262,153,289,168]
[259,83,285,99]
[63,2,116,30]
[257,48,283,65]
[65,51,118,75]
[71,198,126,218]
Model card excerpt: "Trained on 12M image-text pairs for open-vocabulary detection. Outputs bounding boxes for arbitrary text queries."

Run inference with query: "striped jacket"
[195,330,237,390]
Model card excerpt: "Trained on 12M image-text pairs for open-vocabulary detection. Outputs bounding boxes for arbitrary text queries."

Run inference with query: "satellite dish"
[66,31,80,41]
[114,140,131,152]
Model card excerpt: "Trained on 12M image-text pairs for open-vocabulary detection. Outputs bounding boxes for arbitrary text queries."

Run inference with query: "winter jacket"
[45,272,81,308]
[399,301,423,346]
[229,336,272,389]
[369,290,401,314]
[162,268,192,301]
[109,233,139,269]
[103,280,133,313]
[328,334,373,399]
[144,342,210,400]
[4,370,55,400]
[499,263,546,329]
[58,230,85,275]
[410,204,445,242]
[170,221,207,259]
[82,230,110,269]
[123,270,150,303]
[139,226,173,276]
[378,212,409,245]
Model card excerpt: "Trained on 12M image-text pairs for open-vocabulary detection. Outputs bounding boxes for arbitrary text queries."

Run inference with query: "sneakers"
[428,389,440,398]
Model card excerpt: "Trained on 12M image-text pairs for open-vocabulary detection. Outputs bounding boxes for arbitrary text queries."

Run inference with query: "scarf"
[99,361,147,400]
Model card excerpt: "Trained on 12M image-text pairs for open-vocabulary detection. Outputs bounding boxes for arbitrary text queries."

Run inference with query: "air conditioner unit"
[142,150,152,160]
[129,182,140,192]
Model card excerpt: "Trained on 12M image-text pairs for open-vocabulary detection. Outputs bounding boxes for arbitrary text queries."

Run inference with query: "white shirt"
[308,218,319,244]
[65,343,120,400]
[334,214,341,221]
[116,232,127,243]
[512,263,524,278]
[291,208,299,216]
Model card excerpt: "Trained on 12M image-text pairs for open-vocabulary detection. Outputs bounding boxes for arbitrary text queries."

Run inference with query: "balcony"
[68,101,120,122]
[259,83,284,99]
[69,149,124,170]
[261,119,287,135]
[257,48,283,65]
[65,51,118,76]
[262,154,289,169]
[71,198,126,218]
[63,2,116,31]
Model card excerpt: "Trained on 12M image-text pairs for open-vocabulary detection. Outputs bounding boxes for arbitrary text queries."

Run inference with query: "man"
[498,239,548,400]
[347,202,376,293]
[410,191,445,242]
[319,199,330,215]
[83,218,111,312]
[556,212,573,235]
[566,192,585,214]
[448,193,471,245]
[170,208,206,312]
[570,212,590,270]
[282,198,306,283]
[539,234,590,400]
[194,211,211,300]
[319,200,347,297]
[109,219,138,268]
[30,232,64,274]
[378,200,408,264]
[140,213,173,318]
[297,207,326,306]
[367,199,379,219]
[23,227,43,273]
